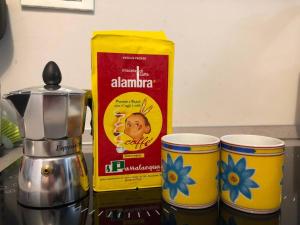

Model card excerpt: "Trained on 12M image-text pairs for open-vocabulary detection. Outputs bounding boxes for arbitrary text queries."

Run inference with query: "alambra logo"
[111,66,153,88]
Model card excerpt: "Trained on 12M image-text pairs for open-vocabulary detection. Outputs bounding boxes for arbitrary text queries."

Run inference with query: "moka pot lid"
[7,61,85,96]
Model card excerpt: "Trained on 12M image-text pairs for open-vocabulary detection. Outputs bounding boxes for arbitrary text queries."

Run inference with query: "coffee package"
[91,31,174,191]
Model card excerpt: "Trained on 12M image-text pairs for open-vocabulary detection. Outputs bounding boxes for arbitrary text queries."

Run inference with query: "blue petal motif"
[221,172,227,181]
[235,158,246,173]
[240,184,251,199]
[243,179,259,188]
[179,166,191,176]
[174,156,183,171]
[162,153,196,200]
[170,187,178,199]
[241,169,255,179]
[230,188,239,202]
[220,161,228,171]
[228,155,235,168]
[167,154,173,166]
[162,171,167,180]
[163,182,168,189]
[183,176,196,185]
[162,160,167,171]
[222,182,230,191]
[178,182,189,196]
[220,155,259,202]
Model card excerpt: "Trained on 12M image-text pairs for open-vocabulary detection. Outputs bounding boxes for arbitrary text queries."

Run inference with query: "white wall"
[1,0,300,127]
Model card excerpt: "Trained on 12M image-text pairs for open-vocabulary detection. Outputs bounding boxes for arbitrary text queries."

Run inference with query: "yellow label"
[103,92,162,152]
[123,153,145,159]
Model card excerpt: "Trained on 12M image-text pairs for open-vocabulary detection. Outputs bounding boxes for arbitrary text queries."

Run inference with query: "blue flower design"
[220,155,259,202]
[162,154,196,200]
[217,160,221,188]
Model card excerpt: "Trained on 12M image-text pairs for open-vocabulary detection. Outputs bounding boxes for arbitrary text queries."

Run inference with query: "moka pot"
[4,61,90,208]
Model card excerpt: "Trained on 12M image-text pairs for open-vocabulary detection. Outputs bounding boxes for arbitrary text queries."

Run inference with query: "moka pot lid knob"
[42,61,62,90]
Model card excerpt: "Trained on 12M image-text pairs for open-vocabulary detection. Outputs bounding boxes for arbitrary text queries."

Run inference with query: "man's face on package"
[124,113,151,141]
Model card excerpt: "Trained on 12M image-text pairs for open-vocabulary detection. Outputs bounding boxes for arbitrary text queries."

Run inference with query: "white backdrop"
[1,0,300,127]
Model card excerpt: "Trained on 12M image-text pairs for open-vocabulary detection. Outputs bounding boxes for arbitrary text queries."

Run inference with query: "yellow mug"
[161,133,220,209]
[220,134,285,214]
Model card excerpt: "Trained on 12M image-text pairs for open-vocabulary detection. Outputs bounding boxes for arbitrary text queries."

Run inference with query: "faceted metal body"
[18,151,89,207]
[5,83,90,208]
[6,88,87,140]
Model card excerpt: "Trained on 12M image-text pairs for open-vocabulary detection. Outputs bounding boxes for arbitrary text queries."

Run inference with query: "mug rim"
[220,134,284,148]
[161,133,220,146]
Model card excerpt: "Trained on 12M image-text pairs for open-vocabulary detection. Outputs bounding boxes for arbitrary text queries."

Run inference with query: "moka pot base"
[18,144,89,208]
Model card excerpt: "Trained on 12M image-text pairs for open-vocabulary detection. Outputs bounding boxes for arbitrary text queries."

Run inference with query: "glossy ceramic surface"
[161,133,220,208]
[220,134,285,214]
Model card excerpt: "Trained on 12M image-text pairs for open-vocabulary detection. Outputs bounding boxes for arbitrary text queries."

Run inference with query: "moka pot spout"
[4,92,30,138]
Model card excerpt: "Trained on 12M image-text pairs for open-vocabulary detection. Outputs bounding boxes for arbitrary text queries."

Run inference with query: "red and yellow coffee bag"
[91,31,174,191]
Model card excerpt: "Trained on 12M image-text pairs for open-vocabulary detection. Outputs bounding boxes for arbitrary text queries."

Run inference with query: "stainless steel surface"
[8,85,86,95]
[18,153,89,208]
[23,137,82,157]
[23,94,44,139]
[5,92,87,140]
[68,94,87,137]
[2,61,91,207]
[0,144,93,172]
[43,94,68,139]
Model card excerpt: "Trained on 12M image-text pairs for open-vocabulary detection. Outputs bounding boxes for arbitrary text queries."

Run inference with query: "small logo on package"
[105,160,125,173]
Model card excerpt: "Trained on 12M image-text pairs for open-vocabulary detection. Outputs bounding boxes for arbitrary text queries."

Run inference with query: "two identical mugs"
[161,133,285,214]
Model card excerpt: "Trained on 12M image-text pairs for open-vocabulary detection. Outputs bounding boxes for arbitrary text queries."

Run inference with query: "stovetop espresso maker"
[4,61,90,208]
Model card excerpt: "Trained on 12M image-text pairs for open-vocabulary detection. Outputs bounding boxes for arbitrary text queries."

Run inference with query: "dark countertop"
[0,146,299,225]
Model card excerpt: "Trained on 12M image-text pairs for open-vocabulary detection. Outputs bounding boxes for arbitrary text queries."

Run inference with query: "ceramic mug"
[161,133,220,209]
[220,134,285,214]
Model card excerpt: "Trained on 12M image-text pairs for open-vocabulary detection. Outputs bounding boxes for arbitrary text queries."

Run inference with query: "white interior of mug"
[221,134,284,148]
[162,133,219,145]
